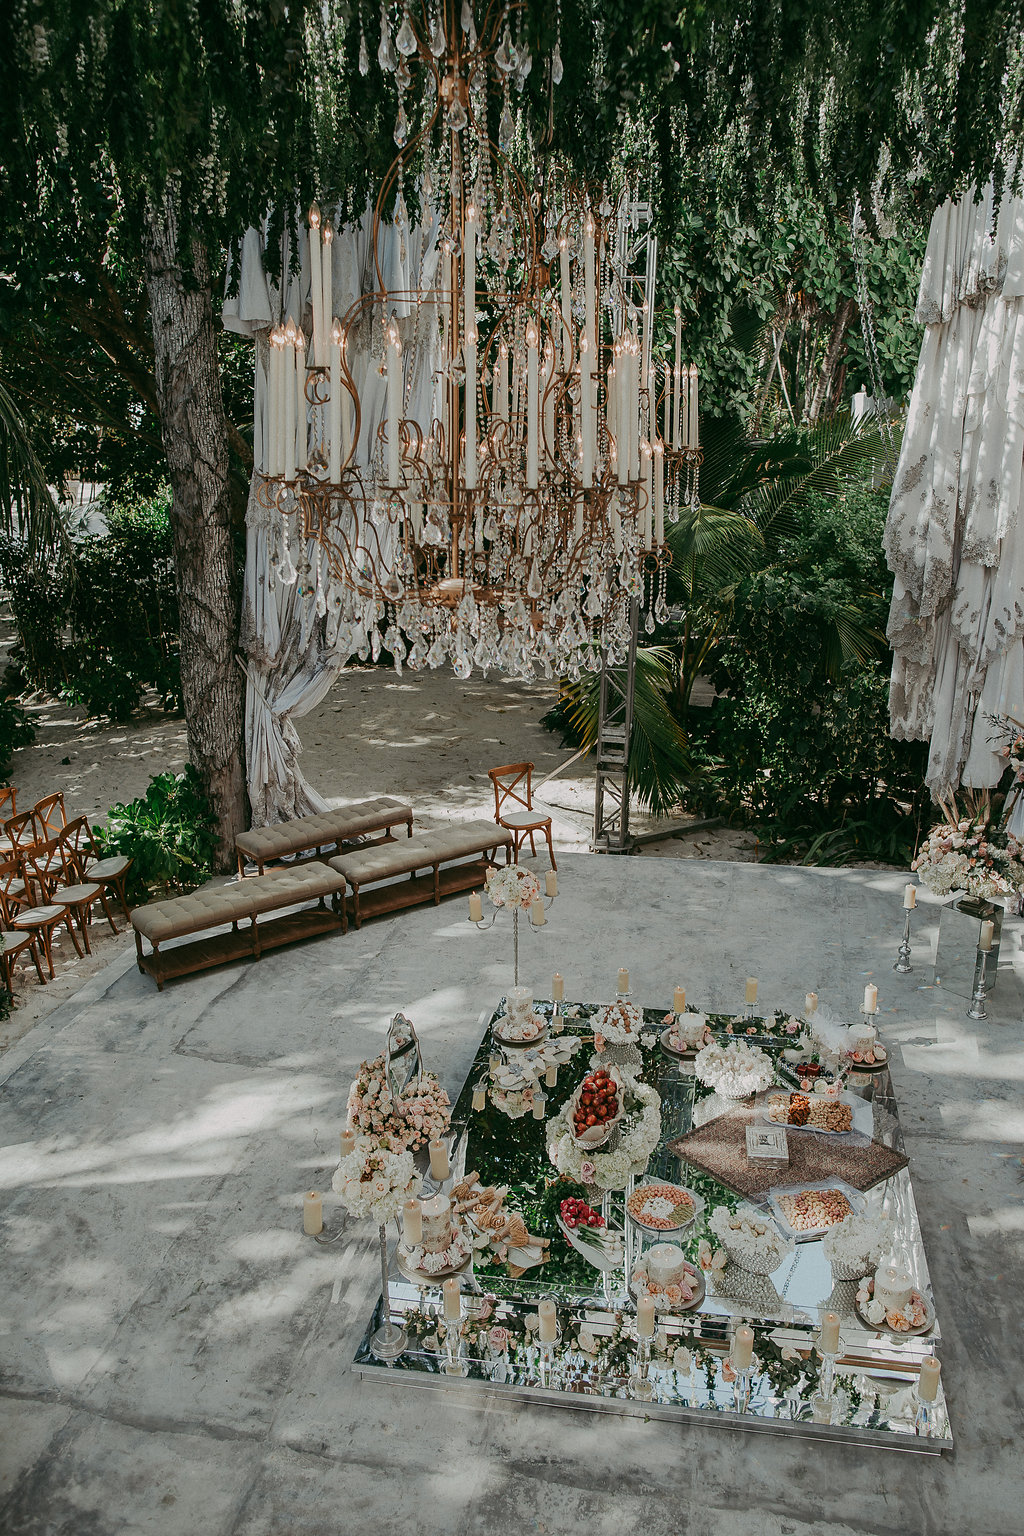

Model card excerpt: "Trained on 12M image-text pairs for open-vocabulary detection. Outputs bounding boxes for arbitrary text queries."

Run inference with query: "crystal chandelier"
[260,0,701,679]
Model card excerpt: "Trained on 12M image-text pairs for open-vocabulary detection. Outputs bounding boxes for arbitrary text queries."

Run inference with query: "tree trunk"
[144,191,248,867]
[805,297,858,424]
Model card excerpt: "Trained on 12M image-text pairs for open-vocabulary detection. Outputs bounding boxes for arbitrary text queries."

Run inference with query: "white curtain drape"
[885,180,1024,800]
[226,205,442,825]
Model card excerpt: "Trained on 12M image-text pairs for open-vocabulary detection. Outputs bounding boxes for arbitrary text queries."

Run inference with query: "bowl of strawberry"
[559,1196,605,1230]
[567,1066,625,1147]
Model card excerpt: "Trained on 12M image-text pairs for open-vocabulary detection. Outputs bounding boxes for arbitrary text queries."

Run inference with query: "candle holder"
[443,1319,469,1377]
[369,1223,408,1361]
[967,943,991,1020]
[311,1212,348,1246]
[731,1365,753,1414]
[816,1346,839,1403]
[894,908,913,973]
[913,1387,941,1439]
[470,894,557,986]
[550,998,564,1034]
[629,1334,654,1399]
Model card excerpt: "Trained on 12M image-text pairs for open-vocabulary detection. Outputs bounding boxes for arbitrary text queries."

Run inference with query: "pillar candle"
[617,967,629,994]
[321,223,333,369]
[526,322,539,489]
[918,1357,941,1402]
[538,1297,557,1343]
[463,203,476,344]
[804,991,818,1015]
[873,1263,912,1312]
[530,897,546,927]
[673,986,686,1014]
[552,972,564,1000]
[863,983,878,1014]
[980,919,994,952]
[819,1311,840,1354]
[464,331,477,489]
[672,306,682,448]
[745,977,758,1005]
[308,204,323,365]
[654,439,665,545]
[428,1139,450,1181]
[282,318,297,480]
[328,320,342,482]
[443,1275,461,1321]
[386,322,402,487]
[340,1128,356,1160]
[468,891,483,922]
[545,870,558,898]
[545,1063,557,1088]
[294,329,307,474]
[581,333,595,487]
[903,883,917,910]
[472,1082,486,1112]
[687,363,699,448]
[558,237,571,362]
[402,1197,423,1245]
[303,1190,323,1235]
[731,1324,754,1370]
[532,1091,546,1120]
[637,1294,656,1339]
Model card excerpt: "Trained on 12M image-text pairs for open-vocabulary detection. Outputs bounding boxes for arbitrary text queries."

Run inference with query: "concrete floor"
[0,856,1021,1536]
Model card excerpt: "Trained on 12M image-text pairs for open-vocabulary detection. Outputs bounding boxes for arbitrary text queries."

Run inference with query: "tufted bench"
[131,861,348,989]
[326,819,513,928]
[235,797,413,876]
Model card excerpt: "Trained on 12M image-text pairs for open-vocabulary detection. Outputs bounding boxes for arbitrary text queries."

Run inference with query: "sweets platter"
[352,998,951,1454]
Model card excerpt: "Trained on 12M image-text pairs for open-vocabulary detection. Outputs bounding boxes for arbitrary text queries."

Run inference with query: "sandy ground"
[0,660,758,1051]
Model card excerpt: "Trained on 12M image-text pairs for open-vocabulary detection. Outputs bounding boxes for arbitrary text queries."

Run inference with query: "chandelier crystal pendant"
[260,0,700,679]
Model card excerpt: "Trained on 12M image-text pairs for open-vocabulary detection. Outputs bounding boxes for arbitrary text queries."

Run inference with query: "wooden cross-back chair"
[4,810,41,863]
[0,876,45,989]
[486,761,556,870]
[60,816,134,922]
[6,844,79,980]
[0,787,16,854]
[32,792,67,844]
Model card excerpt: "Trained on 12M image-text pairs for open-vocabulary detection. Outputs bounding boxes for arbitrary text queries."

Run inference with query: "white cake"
[646,1242,687,1286]
[420,1194,455,1254]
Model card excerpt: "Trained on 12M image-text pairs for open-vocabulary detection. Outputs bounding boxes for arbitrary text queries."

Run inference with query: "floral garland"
[485,863,541,911]
[346,1054,451,1152]
[546,1074,662,1190]
[694,1039,775,1098]
[332,1134,417,1223]
[911,810,1024,898]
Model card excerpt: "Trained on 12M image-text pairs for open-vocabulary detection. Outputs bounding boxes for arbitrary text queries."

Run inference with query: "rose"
[576,1325,597,1354]
[524,1313,540,1332]
[488,1326,511,1353]
[721,1358,737,1383]
[672,1347,691,1372]
[580,1160,597,1184]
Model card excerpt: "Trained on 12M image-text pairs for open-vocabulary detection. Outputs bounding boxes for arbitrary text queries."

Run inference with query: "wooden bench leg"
[433,863,441,904]
[251,915,262,960]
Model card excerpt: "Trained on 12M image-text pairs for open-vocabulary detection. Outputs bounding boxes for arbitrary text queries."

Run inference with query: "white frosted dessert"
[402,1193,472,1275]
[646,1242,687,1286]
[667,1012,712,1051]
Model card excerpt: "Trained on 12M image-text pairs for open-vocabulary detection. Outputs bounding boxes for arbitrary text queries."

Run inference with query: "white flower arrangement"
[547,1074,662,1190]
[591,1000,644,1044]
[485,864,542,911]
[346,1056,451,1153]
[821,1211,892,1279]
[912,812,1024,898]
[694,1040,774,1098]
[332,1134,417,1224]
[709,1203,794,1275]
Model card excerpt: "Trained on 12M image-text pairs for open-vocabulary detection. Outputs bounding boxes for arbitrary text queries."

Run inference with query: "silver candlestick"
[967,944,991,1020]
[894,909,913,973]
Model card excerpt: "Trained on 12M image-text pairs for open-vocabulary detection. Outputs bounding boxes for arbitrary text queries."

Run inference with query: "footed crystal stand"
[629,1335,654,1399]
[370,1223,407,1362]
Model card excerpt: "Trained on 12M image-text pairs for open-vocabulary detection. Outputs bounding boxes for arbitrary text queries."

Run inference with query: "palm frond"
[0,379,71,559]
[743,410,887,543]
[666,503,764,602]
[564,646,691,816]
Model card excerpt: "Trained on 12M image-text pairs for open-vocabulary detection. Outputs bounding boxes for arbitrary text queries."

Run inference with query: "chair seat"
[11,904,68,927]
[58,883,103,904]
[0,929,36,952]
[87,856,131,880]
[499,809,552,830]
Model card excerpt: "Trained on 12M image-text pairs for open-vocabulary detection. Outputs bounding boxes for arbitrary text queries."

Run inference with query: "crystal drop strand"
[429,6,445,57]
[378,1,396,72]
[552,0,563,84]
[395,4,417,56]
[358,0,370,76]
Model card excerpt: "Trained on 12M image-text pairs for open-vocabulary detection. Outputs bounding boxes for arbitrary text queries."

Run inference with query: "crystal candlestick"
[629,1335,653,1399]
[732,1366,753,1414]
[369,1223,407,1361]
[894,909,913,974]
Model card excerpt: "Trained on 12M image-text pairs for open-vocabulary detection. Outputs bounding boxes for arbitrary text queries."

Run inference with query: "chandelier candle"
[672,306,682,448]
[328,322,342,483]
[308,205,323,364]
[526,322,539,489]
[320,223,333,368]
[386,323,402,488]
